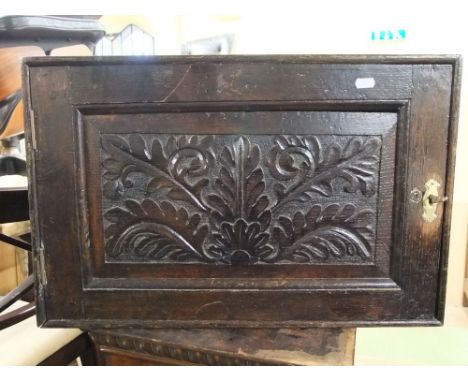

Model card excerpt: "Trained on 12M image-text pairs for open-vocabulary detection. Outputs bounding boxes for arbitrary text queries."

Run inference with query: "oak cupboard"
[23,55,461,329]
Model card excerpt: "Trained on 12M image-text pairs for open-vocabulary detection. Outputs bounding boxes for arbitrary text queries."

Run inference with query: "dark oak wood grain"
[91,328,355,365]
[22,55,462,328]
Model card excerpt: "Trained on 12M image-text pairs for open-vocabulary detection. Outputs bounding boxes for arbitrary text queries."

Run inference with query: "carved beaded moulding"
[100,133,382,265]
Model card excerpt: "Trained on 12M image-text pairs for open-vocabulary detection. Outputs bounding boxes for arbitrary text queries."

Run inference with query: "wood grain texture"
[91,328,355,365]
[80,109,395,283]
[22,55,461,328]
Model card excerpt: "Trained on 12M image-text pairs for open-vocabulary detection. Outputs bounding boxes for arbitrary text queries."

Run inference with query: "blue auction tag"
[371,29,406,41]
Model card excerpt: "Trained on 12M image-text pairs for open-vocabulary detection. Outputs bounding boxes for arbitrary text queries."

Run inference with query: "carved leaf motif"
[313,137,381,197]
[273,203,374,262]
[104,199,210,262]
[267,136,317,181]
[102,134,212,210]
[100,133,381,265]
[267,136,381,209]
[207,219,274,265]
[206,136,270,227]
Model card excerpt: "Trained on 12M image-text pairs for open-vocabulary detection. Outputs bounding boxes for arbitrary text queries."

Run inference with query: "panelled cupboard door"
[23,55,461,328]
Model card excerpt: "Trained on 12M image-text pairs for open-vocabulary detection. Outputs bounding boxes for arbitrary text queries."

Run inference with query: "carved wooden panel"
[24,56,461,328]
[101,133,381,265]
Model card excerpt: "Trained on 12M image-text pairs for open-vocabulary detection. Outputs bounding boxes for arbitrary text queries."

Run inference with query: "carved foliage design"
[205,137,273,265]
[274,204,374,263]
[102,134,213,210]
[266,135,381,209]
[104,200,210,262]
[100,134,382,264]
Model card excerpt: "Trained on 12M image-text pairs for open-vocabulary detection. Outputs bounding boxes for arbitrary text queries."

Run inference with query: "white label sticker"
[355,77,376,89]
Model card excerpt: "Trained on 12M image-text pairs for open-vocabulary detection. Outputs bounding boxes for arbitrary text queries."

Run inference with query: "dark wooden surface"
[0,187,29,223]
[23,55,461,328]
[91,328,355,365]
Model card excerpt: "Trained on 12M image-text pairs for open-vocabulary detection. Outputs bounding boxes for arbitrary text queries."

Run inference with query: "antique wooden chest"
[23,55,461,328]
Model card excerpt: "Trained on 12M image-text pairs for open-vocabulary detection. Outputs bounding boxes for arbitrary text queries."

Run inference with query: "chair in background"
[0,15,105,366]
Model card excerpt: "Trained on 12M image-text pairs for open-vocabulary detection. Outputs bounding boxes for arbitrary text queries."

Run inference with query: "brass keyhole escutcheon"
[422,179,448,223]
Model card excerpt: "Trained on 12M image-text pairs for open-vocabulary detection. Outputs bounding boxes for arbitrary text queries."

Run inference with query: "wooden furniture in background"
[0,14,105,303]
[91,328,355,365]
[0,15,104,366]
[0,16,105,140]
[0,46,44,140]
